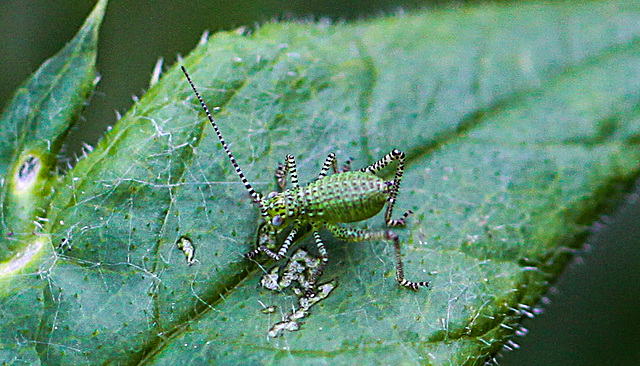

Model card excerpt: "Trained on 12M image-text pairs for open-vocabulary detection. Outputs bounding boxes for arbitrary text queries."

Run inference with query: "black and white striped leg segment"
[317,153,337,180]
[275,154,299,190]
[284,154,300,188]
[326,224,428,290]
[306,226,329,297]
[361,149,413,227]
[385,230,428,290]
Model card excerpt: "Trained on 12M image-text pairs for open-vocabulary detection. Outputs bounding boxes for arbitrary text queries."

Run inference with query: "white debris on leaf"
[259,249,337,338]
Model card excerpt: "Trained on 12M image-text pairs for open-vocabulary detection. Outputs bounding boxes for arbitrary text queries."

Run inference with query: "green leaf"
[0,0,105,251]
[0,0,107,363]
[4,0,640,364]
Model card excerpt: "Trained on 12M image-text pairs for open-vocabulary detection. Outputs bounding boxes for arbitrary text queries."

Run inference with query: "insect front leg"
[305,224,330,297]
[254,222,276,251]
[326,224,428,291]
[317,152,337,180]
[361,149,412,227]
[246,220,301,260]
[317,153,353,180]
[275,154,300,190]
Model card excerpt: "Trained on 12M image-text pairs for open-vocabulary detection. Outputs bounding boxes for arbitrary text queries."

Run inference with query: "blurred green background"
[1,0,639,364]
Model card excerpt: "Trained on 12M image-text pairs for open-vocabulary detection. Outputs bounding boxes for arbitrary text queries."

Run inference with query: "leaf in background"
[0,0,105,254]
[3,0,640,365]
[0,0,106,363]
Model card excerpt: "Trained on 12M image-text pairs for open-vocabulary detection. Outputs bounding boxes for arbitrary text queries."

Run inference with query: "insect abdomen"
[300,171,388,223]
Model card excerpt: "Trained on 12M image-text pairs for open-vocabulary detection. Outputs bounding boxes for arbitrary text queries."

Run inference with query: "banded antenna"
[181,66,266,214]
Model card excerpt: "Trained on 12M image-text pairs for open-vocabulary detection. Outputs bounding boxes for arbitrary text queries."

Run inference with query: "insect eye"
[272,215,284,227]
[267,191,277,199]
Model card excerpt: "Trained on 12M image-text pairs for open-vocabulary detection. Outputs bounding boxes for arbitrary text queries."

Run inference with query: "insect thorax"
[264,171,390,226]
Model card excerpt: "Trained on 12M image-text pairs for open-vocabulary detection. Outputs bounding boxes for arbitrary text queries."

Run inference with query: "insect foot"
[385,230,429,291]
[389,209,413,227]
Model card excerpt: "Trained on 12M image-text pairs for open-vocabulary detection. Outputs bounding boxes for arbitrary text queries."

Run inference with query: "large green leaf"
[3,0,640,364]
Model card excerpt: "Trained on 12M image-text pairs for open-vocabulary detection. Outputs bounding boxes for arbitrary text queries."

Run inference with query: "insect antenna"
[182,66,266,213]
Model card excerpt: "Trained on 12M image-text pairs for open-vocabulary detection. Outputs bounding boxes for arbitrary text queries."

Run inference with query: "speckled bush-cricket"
[182,66,428,295]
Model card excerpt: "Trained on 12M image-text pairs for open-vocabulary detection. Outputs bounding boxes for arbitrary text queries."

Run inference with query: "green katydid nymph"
[182,66,428,296]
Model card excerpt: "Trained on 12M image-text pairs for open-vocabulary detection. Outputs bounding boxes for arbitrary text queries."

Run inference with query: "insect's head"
[260,191,291,234]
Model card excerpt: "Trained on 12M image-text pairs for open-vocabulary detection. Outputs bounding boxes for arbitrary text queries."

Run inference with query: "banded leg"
[361,149,412,227]
[275,154,300,190]
[317,153,337,180]
[326,224,428,290]
[275,163,286,190]
[317,154,353,180]
[245,221,300,260]
[306,225,329,297]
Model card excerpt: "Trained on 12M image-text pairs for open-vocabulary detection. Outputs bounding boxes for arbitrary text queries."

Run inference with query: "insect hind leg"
[326,224,428,291]
[361,149,413,227]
